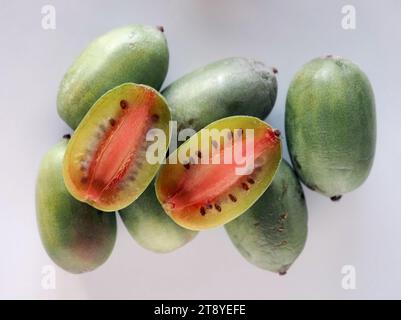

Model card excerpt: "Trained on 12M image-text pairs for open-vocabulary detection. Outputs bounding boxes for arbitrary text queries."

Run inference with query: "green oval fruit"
[63,83,171,212]
[156,116,282,230]
[120,183,198,253]
[57,25,169,129]
[225,160,307,274]
[285,56,376,199]
[36,139,116,274]
[162,57,277,132]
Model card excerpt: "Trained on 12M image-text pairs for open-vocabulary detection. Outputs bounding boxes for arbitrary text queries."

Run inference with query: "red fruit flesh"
[85,93,155,202]
[63,83,171,212]
[166,128,278,210]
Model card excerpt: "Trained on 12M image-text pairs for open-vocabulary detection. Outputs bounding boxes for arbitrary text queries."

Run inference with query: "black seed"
[331,195,342,201]
[109,118,116,126]
[278,271,287,276]
[247,178,255,184]
[206,203,213,209]
[200,207,206,216]
[215,204,222,212]
[184,163,190,170]
[274,129,281,137]
[120,100,128,109]
[241,183,249,191]
[196,151,202,159]
[156,25,164,32]
[151,114,159,122]
[63,134,71,140]
[272,67,278,74]
[229,194,237,202]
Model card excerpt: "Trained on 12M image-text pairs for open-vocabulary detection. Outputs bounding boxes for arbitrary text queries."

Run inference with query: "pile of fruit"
[36,25,376,275]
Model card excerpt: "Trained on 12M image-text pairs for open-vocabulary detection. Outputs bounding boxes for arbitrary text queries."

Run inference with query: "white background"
[1,0,400,299]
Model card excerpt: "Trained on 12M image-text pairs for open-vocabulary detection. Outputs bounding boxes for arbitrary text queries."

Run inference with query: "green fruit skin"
[225,160,308,274]
[162,57,277,132]
[36,140,117,273]
[285,56,376,197]
[120,184,197,253]
[57,25,169,129]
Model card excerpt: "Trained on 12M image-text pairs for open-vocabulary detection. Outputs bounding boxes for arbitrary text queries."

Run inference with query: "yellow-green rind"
[36,140,116,274]
[57,25,169,129]
[285,56,376,198]
[156,116,282,231]
[119,183,198,253]
[63,83,171,212]
[225,160,308,274]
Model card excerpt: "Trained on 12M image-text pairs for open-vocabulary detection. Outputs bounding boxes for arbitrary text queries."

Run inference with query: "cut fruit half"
[155,116,282,230]
[63,83,171,211]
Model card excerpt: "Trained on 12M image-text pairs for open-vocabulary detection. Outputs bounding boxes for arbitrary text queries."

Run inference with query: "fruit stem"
[330,195,342,201]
